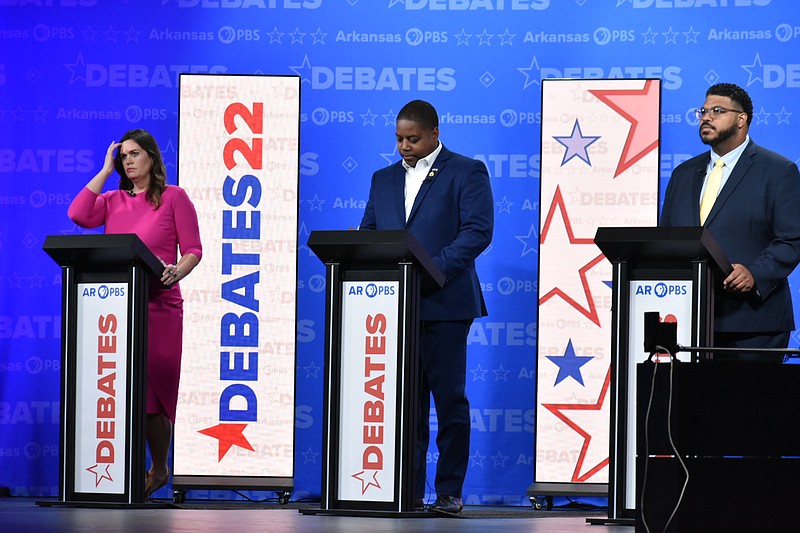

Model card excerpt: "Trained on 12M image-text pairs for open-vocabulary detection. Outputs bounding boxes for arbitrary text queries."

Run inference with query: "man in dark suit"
[660,83,800,362]
[360,100,494,514]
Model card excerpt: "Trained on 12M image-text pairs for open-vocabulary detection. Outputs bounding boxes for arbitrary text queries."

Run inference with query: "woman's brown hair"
[114,129,167,208]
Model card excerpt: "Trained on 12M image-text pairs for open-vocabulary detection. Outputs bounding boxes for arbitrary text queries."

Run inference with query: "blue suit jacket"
[660,139,800,333]
[360,145,494,321]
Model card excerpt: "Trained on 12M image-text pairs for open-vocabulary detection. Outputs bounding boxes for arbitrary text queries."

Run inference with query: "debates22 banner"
[173,74,299,487]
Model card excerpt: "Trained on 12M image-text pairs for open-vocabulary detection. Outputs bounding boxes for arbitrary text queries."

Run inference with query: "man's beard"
[700,121,737,147]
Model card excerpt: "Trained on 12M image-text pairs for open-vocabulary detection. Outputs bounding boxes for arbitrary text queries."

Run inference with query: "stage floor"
[0,498,633,532]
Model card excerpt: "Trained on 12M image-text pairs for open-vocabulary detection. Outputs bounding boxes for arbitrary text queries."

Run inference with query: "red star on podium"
[86,463,113,488]
[199,423,255,462]
[351,470,381,495]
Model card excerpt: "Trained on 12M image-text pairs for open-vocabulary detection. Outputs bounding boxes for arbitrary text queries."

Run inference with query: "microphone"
[126,190,136,197]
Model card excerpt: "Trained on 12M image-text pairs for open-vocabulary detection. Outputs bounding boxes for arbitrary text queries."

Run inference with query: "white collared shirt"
[402,141,443,221]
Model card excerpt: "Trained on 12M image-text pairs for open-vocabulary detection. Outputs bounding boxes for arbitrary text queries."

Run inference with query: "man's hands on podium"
[723,263,755,293]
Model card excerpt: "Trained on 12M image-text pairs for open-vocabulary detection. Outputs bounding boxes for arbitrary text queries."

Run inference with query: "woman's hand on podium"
[160,263,183,286]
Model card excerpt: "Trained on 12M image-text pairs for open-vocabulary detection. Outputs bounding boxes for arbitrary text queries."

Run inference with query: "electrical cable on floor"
[661,346,689,533]
[639,349,661,533]
[640,345,691,533]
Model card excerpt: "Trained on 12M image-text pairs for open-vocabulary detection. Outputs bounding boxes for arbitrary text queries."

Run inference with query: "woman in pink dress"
[68,129,202,499]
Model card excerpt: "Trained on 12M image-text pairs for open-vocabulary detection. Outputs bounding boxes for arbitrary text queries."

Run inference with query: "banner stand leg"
[35,500,175,509]
[298,508,435,519]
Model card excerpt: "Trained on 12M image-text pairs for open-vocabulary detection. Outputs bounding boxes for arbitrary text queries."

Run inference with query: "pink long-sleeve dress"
[68,185,203,423]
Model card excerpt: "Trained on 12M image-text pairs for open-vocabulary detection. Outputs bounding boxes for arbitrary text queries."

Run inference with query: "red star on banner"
[86,463,113,487]
[589,79,660,178]
[542,368,611,482]
[351,470,381,495]
[199,423,254,462]
[538,186,605,326]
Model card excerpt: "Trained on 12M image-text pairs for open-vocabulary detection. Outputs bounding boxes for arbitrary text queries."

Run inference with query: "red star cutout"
[538,186,606,326]
[542,368,611,482]
[86,463,113,488]
[198,423,254,462]
[351,470,381,495]
[589,79,660,178]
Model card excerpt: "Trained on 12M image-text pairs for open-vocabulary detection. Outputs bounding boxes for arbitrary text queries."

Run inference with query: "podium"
[41,234,164,506]
[592,227,732,523]
[636,362,800,532]
[306,230,444,517]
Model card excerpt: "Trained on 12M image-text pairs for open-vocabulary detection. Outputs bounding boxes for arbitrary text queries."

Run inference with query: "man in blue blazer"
[360,100,493,514]
[660,83,800,362]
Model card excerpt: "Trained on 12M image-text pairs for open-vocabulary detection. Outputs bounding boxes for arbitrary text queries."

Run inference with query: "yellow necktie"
[699,158,725,225]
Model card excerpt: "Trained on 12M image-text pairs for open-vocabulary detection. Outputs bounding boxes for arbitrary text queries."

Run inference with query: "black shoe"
[414,498,425,510]
[431,495,463,516]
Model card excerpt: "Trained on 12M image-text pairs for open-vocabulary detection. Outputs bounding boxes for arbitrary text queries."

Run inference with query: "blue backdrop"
[2,0,799,505]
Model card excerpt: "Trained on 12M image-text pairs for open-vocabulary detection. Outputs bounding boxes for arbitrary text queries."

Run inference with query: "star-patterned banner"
[536,79,660,487]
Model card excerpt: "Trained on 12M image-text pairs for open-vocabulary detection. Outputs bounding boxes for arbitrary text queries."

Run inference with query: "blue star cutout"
[662,26,678,44]
[267,26,284,44]
[303,360,321,378]
[470,364,488,381]
[741,53,763,87]
[310,27,327,45]
[515,224,538,258]
[553,120,600,166]
[496,196,513,214]
[641,27,657,45]
[64,53,86,85]
[469,450,486,468]
[454,28,471,46]
[546,339,593,386]
[379,144,397,165]
[289,27,305,45]
[302,446,319,464]
[361,108,378,126]
[382,109,397,126]
[124,26,141,43]
[517,56,541,90]
[102,25,119,43]
[82,26,98,42]
[683,26,700,44]
[498,28,514,46]
[491,450,509,467]
[754,107,770,125]
[307,194,325,211]
[289,54,312,84]
[776,107,792,125]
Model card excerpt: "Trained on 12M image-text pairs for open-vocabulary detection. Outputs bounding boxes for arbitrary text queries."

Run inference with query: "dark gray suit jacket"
[660,139,800,333]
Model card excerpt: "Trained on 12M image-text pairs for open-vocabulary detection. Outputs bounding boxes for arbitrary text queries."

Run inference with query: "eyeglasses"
[693,106,745,120]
